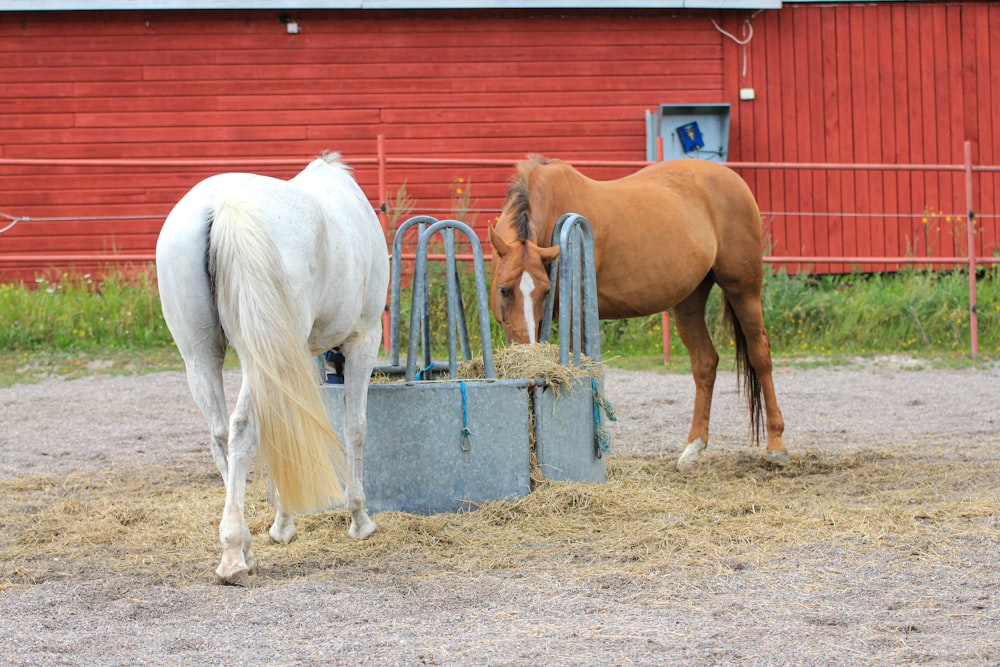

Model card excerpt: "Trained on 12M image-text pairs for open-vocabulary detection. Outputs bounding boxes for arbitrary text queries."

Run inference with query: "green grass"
[598,266,1000,363]
[0,269,173,352]
[1,264,997,385]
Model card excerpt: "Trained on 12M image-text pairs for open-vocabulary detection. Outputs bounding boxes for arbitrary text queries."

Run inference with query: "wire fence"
[2,139,998,355]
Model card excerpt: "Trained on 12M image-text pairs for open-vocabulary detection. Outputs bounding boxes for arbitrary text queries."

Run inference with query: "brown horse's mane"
[504,154,551,242]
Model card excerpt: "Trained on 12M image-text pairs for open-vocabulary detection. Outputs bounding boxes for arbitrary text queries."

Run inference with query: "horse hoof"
[676,438,707,473]
[269,521,298,545]
[676,457,699,473]
[764,449,790,467]
[348,516,377,541]
[216,568,250,588]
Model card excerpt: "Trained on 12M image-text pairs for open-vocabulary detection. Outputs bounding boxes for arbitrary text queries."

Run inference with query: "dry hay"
[1,447,997,591]
[456,342,600,392]
[371,343,601,389]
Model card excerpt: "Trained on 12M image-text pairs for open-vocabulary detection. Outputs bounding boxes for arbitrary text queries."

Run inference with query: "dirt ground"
[0,357,998,666]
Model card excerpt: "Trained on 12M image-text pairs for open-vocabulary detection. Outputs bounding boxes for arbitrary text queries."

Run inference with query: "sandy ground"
[0,357,998,666]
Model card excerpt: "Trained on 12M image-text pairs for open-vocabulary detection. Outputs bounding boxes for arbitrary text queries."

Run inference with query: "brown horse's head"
[489,155,561,343]
[489,225,560,344]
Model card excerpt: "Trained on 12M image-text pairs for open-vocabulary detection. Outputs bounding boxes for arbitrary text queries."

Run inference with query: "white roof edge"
[0,1,783,11]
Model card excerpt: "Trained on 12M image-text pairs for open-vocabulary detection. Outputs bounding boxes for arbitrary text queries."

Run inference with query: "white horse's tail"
[209,200,347,514]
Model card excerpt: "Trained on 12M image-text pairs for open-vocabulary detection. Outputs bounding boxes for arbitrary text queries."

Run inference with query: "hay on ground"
[1,448,997,591]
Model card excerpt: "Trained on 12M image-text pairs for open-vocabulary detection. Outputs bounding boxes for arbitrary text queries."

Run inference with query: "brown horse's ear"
[489,224,510,258]
[538,245,561,263]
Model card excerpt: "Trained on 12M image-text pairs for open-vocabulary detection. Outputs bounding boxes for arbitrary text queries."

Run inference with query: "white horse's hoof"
[215,564,251,587]
[348,515,376,541]
[269,520,298,545]
[764,449,790,467]
[677,438,707,473]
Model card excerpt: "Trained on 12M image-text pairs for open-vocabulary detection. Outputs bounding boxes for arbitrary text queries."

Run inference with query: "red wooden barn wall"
[0,3,998,282]
[0,8,726,281]
[721,1,1000,272]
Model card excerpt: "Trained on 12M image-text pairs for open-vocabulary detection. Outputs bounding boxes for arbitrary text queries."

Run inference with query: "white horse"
[155,153,389,586]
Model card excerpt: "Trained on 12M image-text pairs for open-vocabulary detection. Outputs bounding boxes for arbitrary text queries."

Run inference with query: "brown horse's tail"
[724,299,764,446]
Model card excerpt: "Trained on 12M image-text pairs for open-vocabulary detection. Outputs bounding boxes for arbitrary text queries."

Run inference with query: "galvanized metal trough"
[321,214,611,514]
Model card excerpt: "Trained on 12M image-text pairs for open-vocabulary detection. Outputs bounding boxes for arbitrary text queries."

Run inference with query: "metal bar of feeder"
[390,215,436,367]
[548,214,600,366]
[444,226,460,378]
[406,219,495,381]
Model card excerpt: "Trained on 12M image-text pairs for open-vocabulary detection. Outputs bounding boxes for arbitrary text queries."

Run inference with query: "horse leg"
[671,277,719,473]
[339,326,381,541]
[156,210,231,482]
[266,418,299,546]
[267,329,380,546]
[182,352,229,482]
[723,290,788,465]
[216,380,258,586]
[268,503,297,545]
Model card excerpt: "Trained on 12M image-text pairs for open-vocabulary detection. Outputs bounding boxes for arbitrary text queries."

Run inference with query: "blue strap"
[588,370,617,458]
[415,361,436,381]
[459,380,472,451]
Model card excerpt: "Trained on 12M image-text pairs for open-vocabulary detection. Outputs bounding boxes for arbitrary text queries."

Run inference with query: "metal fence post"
[964,140,979,358]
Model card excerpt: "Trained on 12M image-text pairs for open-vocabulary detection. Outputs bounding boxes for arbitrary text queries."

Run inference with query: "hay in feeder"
[458,343,607,485]
[367,343,601,388]
[369,369,394,385]
[456,343,601,394]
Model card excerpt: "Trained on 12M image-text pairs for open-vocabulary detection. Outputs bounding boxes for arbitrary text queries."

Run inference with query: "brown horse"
[488,155,787,471]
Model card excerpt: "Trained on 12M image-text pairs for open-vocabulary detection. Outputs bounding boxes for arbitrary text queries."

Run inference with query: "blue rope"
[415,361,436,381]
[459,380,472,451]
[588,370,617,458]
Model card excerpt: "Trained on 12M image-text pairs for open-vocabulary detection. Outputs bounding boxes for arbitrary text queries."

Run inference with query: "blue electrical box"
[646,104,731,162]
[676,121,705,153]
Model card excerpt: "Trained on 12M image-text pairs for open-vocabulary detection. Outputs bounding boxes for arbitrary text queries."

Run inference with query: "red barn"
[1,1,998,280]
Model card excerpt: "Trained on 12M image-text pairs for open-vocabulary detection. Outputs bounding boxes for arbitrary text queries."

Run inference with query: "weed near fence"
[1,265,997,365]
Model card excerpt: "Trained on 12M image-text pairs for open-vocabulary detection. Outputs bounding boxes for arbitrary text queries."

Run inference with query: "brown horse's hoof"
[676,438,707,473]
[764,450,790,467]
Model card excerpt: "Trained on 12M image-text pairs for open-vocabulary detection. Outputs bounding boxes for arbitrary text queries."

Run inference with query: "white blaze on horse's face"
[519,271,538,344]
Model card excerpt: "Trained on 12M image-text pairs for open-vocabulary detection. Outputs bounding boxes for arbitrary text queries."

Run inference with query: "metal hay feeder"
[321,214,609,514]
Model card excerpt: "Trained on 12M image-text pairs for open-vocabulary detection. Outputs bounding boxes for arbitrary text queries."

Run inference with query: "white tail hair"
[209,199,347,514]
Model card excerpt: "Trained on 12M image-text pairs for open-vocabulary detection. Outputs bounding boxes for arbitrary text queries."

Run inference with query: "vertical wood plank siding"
[1,4,998,280]
[725,2,1000,272]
